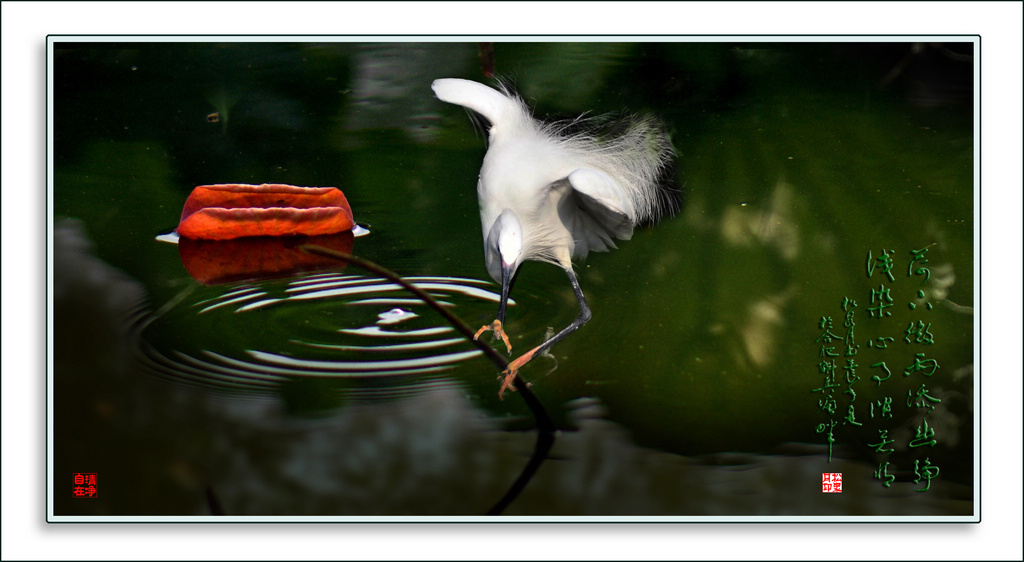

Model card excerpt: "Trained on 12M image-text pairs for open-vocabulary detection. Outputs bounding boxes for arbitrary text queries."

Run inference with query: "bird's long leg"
[475,259,515,353]
[498,267,592,399]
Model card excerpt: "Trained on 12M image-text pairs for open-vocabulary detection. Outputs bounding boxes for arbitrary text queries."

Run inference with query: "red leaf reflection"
[179,232,354,285]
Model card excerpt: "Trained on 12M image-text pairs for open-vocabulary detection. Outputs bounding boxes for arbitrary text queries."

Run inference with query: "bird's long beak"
[496,259,514,326]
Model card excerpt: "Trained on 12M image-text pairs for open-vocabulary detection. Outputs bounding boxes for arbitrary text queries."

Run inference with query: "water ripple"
[135,272,511,402]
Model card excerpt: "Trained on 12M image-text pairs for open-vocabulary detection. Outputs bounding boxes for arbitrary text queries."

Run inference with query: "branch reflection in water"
[299,244,556,515]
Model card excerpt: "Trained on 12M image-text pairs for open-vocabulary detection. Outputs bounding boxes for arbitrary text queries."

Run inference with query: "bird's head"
[485,209,524,288]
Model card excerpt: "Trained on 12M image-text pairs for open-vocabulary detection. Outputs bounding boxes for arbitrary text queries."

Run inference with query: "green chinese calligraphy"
[907,383,942,413]
[874,461,896,488]
[871,361,892,387]
[842,298,859,356]
[816,395,838,416]
[869,429,895,455]
[868,284,894,318]
[903,352,940,377]
[867,249,897,282]
[908,246,935,284]
[913,458,940,492]
[843,404,862,426]
[817,316,838,339]
[904,321,935,344]
[816,419,837,463]
[909,418,937,448]
[868,336,895,349]
[870,397,894,419]
[821,245,951,493]
[909,289,935,311]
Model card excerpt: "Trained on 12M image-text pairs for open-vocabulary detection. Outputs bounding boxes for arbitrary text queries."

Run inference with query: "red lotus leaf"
[178,184,354,240]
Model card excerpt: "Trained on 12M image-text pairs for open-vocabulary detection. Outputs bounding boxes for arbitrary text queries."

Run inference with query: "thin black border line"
[44,35,982,523]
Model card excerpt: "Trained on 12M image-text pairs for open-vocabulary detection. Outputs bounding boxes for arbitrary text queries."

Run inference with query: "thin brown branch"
[298,244,555,514]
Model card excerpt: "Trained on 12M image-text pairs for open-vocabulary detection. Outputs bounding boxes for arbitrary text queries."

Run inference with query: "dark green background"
[51,41,975,516]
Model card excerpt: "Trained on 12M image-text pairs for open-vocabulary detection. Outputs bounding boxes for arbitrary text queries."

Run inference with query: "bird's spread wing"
[563,167,637,257]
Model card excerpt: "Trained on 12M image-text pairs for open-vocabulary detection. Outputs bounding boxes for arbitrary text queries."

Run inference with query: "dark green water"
[51,41,975,517]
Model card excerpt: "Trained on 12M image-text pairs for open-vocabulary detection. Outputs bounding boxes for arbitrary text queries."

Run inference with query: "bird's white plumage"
[432,77,676,398]
[567,167,636,220]
[431,78,529,142]
[432,78,674,283]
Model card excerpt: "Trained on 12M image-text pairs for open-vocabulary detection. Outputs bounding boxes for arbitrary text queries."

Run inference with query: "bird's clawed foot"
[497,367,518,401]
[474,319,512,353]
[496,347,540,400]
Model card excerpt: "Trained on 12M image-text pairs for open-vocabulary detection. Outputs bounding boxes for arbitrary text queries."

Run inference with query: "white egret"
[432,78,679,398]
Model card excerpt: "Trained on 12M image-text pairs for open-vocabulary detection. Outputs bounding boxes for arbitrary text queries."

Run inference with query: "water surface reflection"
[135,270,519,402]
